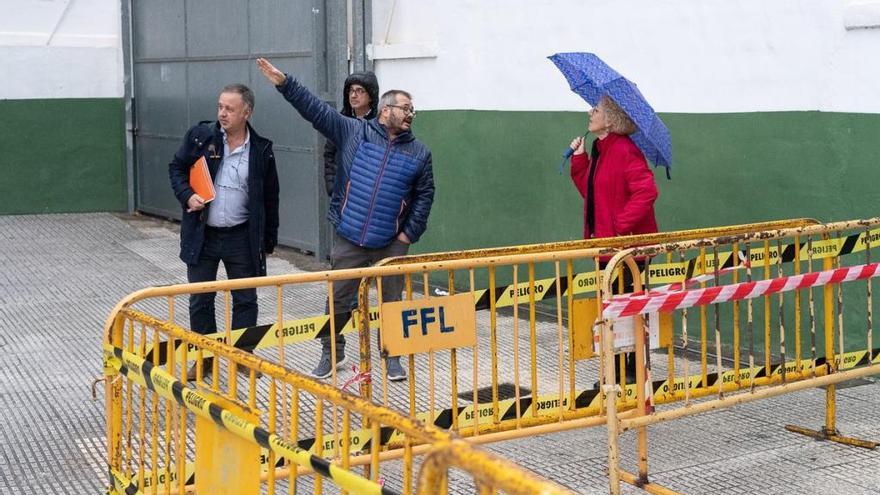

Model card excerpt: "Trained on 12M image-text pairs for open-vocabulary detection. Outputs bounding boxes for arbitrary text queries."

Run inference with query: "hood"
[342,71,379,119]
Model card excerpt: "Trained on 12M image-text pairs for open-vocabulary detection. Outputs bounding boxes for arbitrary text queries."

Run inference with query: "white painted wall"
[0,0,123,99]
[370,0,880,113]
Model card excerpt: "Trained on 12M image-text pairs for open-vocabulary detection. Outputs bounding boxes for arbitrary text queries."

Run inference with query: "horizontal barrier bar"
[619,363,880,432]
[103,344,395,495]
[144,225,880,364]
[105,218,830,339]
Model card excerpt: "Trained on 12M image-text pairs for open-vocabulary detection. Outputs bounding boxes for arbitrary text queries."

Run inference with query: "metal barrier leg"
[784,424,878,449]
[602,317,622,495]
[618,470,683,495]
[635,321,649,485]
[626,257,650,486]
[785,253,879,449]
[358,279,373,400]
[416,448,448,494]
[104,315,124,491]
[824,254,839,437]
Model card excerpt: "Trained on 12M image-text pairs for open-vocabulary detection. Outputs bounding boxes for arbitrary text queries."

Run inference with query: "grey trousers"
[322,233,410,353]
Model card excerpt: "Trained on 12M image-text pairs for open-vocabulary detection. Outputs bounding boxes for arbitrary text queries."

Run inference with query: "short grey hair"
[377,89,412,113]
[220,83,255,111]
[599,95,636,135]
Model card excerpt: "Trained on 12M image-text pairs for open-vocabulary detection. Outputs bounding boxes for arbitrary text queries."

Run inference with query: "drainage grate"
[457,382,531,403]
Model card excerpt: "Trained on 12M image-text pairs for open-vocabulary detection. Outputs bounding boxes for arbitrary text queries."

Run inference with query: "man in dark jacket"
[168,83,280,379]
[323,71,380,196]
[257,57,434,382]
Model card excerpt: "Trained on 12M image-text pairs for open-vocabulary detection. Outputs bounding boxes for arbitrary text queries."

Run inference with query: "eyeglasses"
[348,87,367,96]
[387,104,416,117]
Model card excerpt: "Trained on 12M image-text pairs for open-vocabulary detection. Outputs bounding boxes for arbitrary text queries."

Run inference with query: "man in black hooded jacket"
[322,71,380,195]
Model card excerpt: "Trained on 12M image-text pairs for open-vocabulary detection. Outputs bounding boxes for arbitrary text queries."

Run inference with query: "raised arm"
[322,140,338,196]
[256,58,357,148]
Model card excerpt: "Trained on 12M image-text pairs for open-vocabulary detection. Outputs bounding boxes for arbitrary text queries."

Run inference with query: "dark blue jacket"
[276,75,434,248]
[168,121,279,275]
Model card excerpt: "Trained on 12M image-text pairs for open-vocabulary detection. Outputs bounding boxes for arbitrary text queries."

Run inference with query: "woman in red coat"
[569,95,659,384]
[569,95,658,240]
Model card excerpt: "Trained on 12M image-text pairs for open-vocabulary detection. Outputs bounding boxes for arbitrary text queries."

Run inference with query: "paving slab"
[1,213,878,494]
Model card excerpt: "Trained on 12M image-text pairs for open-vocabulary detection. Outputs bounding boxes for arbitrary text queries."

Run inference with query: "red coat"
[570,133,658,240]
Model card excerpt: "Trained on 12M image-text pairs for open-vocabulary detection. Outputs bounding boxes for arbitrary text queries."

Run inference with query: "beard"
[388,115,411,134]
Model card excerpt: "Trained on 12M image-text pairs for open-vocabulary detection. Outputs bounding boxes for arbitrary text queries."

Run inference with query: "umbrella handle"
[558,147,574,174]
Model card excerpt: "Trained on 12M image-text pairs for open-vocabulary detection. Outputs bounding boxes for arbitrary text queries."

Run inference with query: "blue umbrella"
[549,52,672,178]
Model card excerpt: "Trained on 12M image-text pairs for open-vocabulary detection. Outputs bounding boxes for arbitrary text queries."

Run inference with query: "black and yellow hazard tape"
[141,227,880,365]
[287,346,880,453]
[143,307,379,364]
[135,463,194,491]
[109,468,142,495]
[104,344,398,495]
[120,345,880,487]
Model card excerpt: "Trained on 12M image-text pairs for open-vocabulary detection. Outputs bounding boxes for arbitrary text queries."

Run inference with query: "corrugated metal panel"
[130,0,348,256]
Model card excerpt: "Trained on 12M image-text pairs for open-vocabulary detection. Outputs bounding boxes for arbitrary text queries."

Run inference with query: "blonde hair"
[599,96,637,135]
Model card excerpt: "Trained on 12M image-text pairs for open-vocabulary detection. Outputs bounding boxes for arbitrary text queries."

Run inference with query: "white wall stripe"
[0,0,122,99]
[371,0,880,114]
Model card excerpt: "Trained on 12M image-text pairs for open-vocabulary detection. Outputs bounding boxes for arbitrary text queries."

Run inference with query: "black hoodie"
[323,71,380,195]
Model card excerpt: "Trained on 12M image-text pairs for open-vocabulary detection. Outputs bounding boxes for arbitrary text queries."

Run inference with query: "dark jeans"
[323,233,410,354]
[187,224,258,336]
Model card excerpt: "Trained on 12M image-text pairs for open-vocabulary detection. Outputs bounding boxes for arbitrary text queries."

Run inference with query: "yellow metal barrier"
[102,216,837,493]
[596,218,880,494]
[350,219,821,442]
[104,293,574,494]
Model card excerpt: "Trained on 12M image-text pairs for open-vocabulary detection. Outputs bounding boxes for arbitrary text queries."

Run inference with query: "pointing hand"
[256,58,286,86]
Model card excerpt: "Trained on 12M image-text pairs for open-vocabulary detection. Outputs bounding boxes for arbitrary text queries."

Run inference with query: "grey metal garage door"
[128,0,350,257]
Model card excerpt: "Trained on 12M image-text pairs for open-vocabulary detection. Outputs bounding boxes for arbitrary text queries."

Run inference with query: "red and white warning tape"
[340,364,371,394]
[615,252,750,300]
[603,262,880,320]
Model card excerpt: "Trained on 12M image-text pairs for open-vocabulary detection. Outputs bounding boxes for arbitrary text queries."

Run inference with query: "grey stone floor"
[1,213,879,494]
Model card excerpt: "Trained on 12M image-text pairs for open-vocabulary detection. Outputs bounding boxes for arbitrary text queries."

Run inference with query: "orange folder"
[189,156,215,203]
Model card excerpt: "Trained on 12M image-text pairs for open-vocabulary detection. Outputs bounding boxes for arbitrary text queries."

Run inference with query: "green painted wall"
[410,110,880,356]
[411,110,880,253]
[0,98,127,214]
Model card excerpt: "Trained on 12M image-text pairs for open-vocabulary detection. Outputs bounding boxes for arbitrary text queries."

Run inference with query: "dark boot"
[186,357,213,381]
[624,352,638,384]
[593,353,637,389]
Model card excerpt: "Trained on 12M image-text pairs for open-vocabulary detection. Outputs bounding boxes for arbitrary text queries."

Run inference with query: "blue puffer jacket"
[276,75,434,248]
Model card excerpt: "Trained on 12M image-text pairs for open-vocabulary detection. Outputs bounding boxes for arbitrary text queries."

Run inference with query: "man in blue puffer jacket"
[257,58,435,382]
